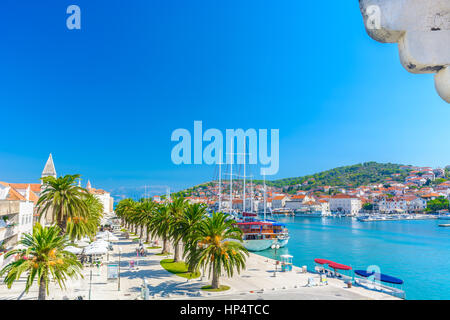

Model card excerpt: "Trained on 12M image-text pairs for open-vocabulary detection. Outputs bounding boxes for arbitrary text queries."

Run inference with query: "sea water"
[255,216,450,300]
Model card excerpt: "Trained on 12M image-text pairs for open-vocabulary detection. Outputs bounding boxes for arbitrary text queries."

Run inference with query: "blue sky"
[0,1,448,198]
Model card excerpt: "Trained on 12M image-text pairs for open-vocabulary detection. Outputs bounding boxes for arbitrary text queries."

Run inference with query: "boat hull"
[243,239,273,251]
[275,236,289,248]
[295,213,324,218]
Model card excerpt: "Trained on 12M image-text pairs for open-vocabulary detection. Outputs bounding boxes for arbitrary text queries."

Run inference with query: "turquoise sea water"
[255,216,450,300]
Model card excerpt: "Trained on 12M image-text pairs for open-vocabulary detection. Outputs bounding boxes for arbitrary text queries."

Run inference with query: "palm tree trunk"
[140,226,144,239]
[145,226,150,243]
[212,264,220,289]
[162,236,169,254]
[173,240,183,262]
[56,212,66,234]
[38,277,46,300]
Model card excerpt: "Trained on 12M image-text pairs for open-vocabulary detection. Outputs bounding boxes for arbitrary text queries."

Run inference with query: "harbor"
[356,213,437,222]
[254,216,450,300]
[0,231,399,300]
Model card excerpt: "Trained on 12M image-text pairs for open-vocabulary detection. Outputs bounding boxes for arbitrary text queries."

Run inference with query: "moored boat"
[295,210,331,217]
[354,269,405,299]
[236,221,279,251]
[271,222,289,247]
[271,208,294,216]
[242,239,274,251]
[275,235,290,247]
[216,148,290,252]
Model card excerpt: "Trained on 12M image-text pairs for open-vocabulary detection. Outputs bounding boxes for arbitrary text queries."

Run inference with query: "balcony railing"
[0,225,19,241]
[0,200,20,216]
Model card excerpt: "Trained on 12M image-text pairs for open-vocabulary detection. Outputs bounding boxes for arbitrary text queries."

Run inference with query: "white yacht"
[295,210,331,218]
[438,213,450,220]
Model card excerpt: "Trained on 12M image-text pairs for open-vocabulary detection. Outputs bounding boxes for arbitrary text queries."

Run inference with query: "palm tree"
[0,223,83,300]
[186,211,248,289]
[167,196,188,262]
[136,199,157,243]
[115,198,137,232]
[115,199,130,228]
[148,204,171,254]
[36,174,89,233]
[180,203,208,268]
[127,202,142,235]
[66,193,104,241]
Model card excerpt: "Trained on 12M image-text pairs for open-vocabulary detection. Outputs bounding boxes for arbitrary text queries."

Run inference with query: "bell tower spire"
[41,153,57,184]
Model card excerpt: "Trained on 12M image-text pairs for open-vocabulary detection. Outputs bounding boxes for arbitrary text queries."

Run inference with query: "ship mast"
[263,171,267,222]
[229,139,233,214]
[218,149,222,212]
[243,139,246,213]
[250,176,254,213]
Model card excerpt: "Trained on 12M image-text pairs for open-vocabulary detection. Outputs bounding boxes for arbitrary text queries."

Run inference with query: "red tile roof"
[8,183,41,193]
[0,182,26,201]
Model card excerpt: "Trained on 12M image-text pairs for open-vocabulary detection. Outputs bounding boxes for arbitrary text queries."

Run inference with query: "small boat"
[271,208,294,216]
[314,258,335,265]
[438,214,450,220]
[354,269,405,299]
[329,262,352,271]
[295,210,330,218]
[354,270,403,285]
[439,224,450,227]
[313,259,353,280]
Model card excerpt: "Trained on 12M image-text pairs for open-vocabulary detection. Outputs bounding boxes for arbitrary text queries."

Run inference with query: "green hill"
[255,162,411,190]
[175,162,413,197]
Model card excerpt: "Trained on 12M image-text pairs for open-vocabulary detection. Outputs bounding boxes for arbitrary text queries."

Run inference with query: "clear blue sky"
[0,1,448,198]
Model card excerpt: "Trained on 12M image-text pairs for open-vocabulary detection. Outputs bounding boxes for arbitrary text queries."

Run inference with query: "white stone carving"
[359,0,450,103]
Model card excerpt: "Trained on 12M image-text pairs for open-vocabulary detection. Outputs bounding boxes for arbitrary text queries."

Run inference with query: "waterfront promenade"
[0,233,398,300]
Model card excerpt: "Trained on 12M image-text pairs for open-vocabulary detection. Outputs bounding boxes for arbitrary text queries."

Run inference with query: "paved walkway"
[0,231,399,300]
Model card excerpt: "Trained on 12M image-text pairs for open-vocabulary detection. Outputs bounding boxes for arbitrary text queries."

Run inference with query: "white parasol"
[84,246,108,255]
[75,241,90,248]
[65,246,83,254]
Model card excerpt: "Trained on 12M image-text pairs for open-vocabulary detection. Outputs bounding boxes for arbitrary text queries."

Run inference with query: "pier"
[357,214,437,222]
[0,232,399,300]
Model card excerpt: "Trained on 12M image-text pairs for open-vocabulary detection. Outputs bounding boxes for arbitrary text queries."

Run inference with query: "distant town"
[160,162,450,216]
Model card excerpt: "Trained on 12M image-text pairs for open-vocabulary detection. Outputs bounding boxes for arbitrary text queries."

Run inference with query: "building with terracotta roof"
[329,194,362,215]
[377,195,426,213]
[272,195,291,209]
[0,183,34,264]
[285,194,313,210]
[2,154,57,226]
[86,180,114,214]
[421,193,442,201]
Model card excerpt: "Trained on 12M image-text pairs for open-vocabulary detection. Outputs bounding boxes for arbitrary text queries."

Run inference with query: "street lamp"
[107,232,109,262]
[118,247,122,291]
[142,278,149,300]
[271,243,280,277]
[88,268,93,300]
